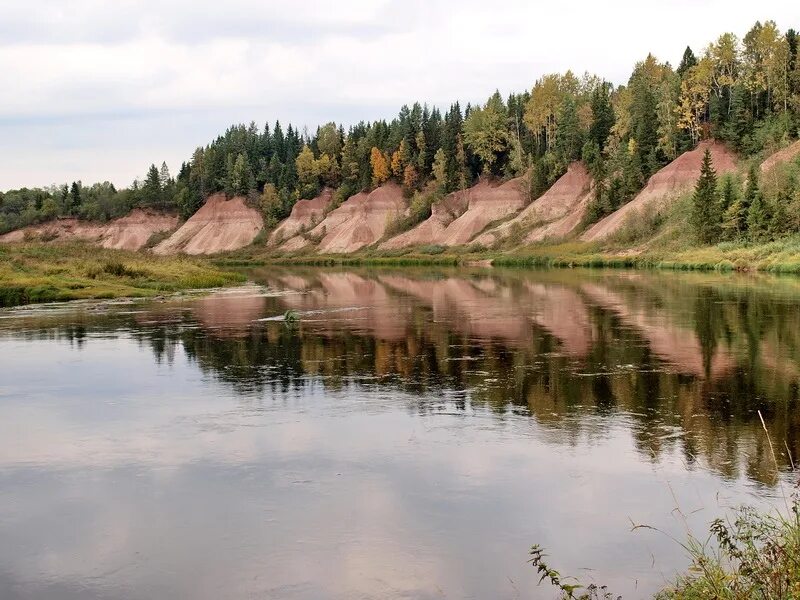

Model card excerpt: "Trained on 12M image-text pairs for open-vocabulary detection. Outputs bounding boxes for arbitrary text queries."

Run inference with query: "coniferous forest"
[2,20,799,247]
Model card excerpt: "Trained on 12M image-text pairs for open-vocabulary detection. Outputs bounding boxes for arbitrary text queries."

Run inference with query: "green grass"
[218,234,800,273]
[0,242,246,307]
[491,234,800,274]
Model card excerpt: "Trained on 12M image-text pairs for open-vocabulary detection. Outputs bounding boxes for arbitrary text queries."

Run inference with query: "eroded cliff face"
[473,162,593,246]
[280,183,408,253]
[380,177,528,250]
[581,140,738,243]
[760,139,800,174]
[14,136,800,258]
[154,194,263,255]
[379,188,470,250]
[0,209,178,251]
[268,188,333,247]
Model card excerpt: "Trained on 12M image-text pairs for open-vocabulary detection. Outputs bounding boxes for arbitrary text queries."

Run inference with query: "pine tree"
[69,181,81,214]
[143,164,161,207]
[691,149,722,244]
[719,174,738,214]
[677,46,698,78]
[742,164,758,217]
[555,96,583,162]
[159,162,171,188]
[747,179,770,242]
[589,82,615,149]
[59,184,69,213]
[722,166,755,239]
[722,199,746,239]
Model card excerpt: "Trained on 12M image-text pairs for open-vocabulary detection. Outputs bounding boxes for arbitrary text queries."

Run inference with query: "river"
[0,267,796,599]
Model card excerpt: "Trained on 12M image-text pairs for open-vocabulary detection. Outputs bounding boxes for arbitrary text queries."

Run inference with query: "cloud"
[0,0,799,188]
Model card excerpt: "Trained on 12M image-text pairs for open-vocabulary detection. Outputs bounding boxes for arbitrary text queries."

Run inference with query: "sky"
[1,0,799,190]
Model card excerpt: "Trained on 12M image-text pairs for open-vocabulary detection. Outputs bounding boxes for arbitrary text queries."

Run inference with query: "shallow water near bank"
[1,266,797,599]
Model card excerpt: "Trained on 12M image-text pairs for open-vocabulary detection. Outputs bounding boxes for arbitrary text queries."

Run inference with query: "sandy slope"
[760,139,800,173]
[154,194,263,255]
[473,162,592,246]
[100,210,179,250]
[379,188,470,250]
[581,140,738,242]
[381,177,527,249]
[282,183,407,253]
[268,188,333,246]
[0,209,178,251]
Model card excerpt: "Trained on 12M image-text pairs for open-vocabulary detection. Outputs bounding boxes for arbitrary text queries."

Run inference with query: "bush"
[384,189,439,238]
[102,261,143,278]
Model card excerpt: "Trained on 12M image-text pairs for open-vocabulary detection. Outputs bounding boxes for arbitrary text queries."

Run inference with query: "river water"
[0,267,797,599]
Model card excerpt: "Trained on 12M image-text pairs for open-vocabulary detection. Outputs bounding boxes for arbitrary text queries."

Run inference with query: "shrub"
[102,261,143,278]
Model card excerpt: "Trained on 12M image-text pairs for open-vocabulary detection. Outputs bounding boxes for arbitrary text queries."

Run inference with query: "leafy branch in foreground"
[528,545,620,599]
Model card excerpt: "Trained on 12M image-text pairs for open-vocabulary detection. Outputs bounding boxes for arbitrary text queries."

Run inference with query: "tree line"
[1,19,798,239]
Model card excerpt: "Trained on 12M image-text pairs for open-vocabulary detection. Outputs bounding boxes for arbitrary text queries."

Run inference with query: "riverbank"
[215,234,800,274]
[7,234,800,309]
[0,243,245,307]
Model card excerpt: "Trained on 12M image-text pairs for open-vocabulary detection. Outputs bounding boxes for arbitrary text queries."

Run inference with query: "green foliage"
[691,149,722,244]
[384,189,440,238]
[463,91,510,175]
[2,17,799,252]
[677,46,698,77]
[529,545,618,599]
[589,82,615,149]
[0,243,244,307]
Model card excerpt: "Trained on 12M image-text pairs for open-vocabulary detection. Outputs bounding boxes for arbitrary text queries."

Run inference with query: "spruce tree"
[69,182,81,214]
[589,82,615,149]
[691,149,722,244]
[143,164,162,208]
[677,46,698,78]
[742,164,758,220]
[747,191,770,241]
[719,175,737,214]
[555,96,583,162]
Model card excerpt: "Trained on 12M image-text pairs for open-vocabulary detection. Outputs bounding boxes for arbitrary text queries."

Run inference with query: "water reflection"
[1,267,798,599]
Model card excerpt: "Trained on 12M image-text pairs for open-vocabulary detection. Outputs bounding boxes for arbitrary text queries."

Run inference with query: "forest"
[1,19,799,247]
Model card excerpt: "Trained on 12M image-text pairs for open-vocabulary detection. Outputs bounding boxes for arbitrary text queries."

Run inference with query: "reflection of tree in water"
[4,269,800,485]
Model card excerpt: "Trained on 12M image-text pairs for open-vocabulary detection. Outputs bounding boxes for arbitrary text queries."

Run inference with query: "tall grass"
[529,413,800,599]
[0,242,245,307]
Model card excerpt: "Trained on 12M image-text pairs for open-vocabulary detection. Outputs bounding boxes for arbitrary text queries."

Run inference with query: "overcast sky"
[1,0,798,190]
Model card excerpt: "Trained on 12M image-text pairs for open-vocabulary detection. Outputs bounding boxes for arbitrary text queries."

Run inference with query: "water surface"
[1,267,797,599]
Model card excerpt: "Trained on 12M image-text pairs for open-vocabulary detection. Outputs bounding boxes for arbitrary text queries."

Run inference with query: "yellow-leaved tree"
[677,57,713,144]
[370,147,390,186]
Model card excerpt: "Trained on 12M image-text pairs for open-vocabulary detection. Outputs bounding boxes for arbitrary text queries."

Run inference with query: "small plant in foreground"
[531,412,800,599]
[529,545,620,599]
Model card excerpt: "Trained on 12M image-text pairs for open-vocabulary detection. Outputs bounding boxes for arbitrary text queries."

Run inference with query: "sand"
[285,183,407,253]
[474,162,593,246]
[0,209,178,251]
[154,194,263,255]
[268,188,333,246]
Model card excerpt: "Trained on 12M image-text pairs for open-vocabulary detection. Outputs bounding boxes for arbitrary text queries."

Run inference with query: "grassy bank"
[0,243,245,307]
[493,237,800,273]
[219,234,800,274]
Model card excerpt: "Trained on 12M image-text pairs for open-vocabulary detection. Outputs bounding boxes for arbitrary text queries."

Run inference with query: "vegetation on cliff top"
[2,19,799,249]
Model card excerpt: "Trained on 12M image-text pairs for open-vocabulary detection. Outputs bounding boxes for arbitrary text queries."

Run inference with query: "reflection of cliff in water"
[2,268,799,485]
